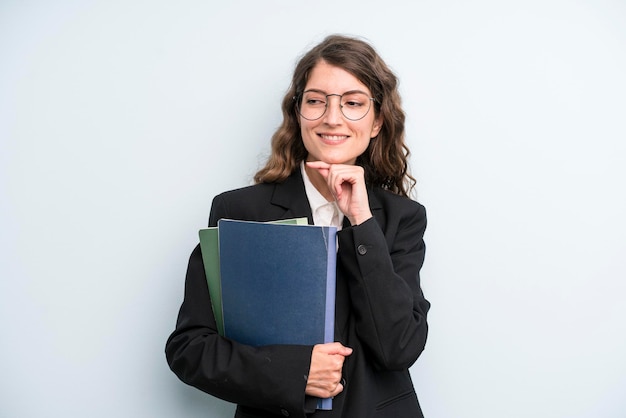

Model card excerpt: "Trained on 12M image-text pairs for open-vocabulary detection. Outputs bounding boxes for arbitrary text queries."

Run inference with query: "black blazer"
[166,169,429,418]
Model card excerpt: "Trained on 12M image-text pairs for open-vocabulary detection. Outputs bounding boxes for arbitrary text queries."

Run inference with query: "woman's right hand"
[305,342,353,399]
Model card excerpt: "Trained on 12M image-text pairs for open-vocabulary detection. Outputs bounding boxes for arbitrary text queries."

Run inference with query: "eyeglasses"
[295,90,375,121]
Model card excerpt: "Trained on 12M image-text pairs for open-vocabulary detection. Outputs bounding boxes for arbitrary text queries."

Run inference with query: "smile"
[319,134,349,142]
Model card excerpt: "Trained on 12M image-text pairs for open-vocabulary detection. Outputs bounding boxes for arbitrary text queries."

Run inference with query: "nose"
[323,94,343,125]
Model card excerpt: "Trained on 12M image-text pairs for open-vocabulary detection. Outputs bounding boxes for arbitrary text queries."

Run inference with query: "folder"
[198,218,308,336]
[199,218,336,410]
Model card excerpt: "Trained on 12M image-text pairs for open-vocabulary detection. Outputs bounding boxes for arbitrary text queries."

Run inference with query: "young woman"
[166,34,430,418]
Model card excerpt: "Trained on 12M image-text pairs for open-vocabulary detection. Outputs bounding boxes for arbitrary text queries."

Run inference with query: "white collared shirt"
[301,162,344,231]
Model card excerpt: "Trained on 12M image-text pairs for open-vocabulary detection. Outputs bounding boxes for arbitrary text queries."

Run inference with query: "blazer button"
[357,245,367,255]
[280,409,289,416]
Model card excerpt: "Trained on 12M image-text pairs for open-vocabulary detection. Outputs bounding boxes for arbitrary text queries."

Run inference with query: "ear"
[371,116,383,138]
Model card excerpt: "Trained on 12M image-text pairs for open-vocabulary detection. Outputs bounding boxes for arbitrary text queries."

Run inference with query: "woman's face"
[299,61,382,165]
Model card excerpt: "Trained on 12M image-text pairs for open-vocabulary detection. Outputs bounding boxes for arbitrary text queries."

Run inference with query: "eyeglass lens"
[298,91,373,121]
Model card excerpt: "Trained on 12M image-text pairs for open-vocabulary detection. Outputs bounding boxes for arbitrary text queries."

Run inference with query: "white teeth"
[320,134,347,141]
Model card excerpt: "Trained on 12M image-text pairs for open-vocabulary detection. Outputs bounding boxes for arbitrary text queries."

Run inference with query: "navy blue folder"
[217,219,337,410]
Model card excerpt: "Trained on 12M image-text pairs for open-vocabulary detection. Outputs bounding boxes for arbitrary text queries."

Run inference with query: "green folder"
[198,217,308,336]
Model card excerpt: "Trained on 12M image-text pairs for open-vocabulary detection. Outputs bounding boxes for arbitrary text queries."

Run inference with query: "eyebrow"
[303,88,370,96]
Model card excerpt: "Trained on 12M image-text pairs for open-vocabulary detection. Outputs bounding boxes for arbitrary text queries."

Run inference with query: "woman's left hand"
[306,161,373,226]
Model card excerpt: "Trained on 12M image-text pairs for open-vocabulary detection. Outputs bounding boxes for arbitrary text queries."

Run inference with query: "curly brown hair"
[254,34,415,197]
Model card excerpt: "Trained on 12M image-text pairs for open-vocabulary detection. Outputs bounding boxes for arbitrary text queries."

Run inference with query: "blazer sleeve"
[337,199,429,370]
[165,196,316,417]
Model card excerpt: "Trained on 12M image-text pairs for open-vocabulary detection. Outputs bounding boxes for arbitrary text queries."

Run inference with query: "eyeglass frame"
[293,89,377,121]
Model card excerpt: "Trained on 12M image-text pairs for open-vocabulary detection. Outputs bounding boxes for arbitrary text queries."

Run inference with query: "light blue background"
[1,1,625,417]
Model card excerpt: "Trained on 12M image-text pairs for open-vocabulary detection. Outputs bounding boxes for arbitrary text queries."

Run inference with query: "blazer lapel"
[269,169,314,224]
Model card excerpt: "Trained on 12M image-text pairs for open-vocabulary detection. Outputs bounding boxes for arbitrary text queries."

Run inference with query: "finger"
[307,382,344,399]
[330,382,345,397]
[340,346,353,356]
[305,161,331,169]
[306,161,331,180]
[328,172,354,200]
[305,161,331,173]
[323,342,353,356]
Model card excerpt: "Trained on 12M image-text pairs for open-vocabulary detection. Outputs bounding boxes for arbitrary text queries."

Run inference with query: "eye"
[343,99,365,108]
[344,100,363,107]
[302,93,326,106]
[306,98,326,106]
[342,94,367,108]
